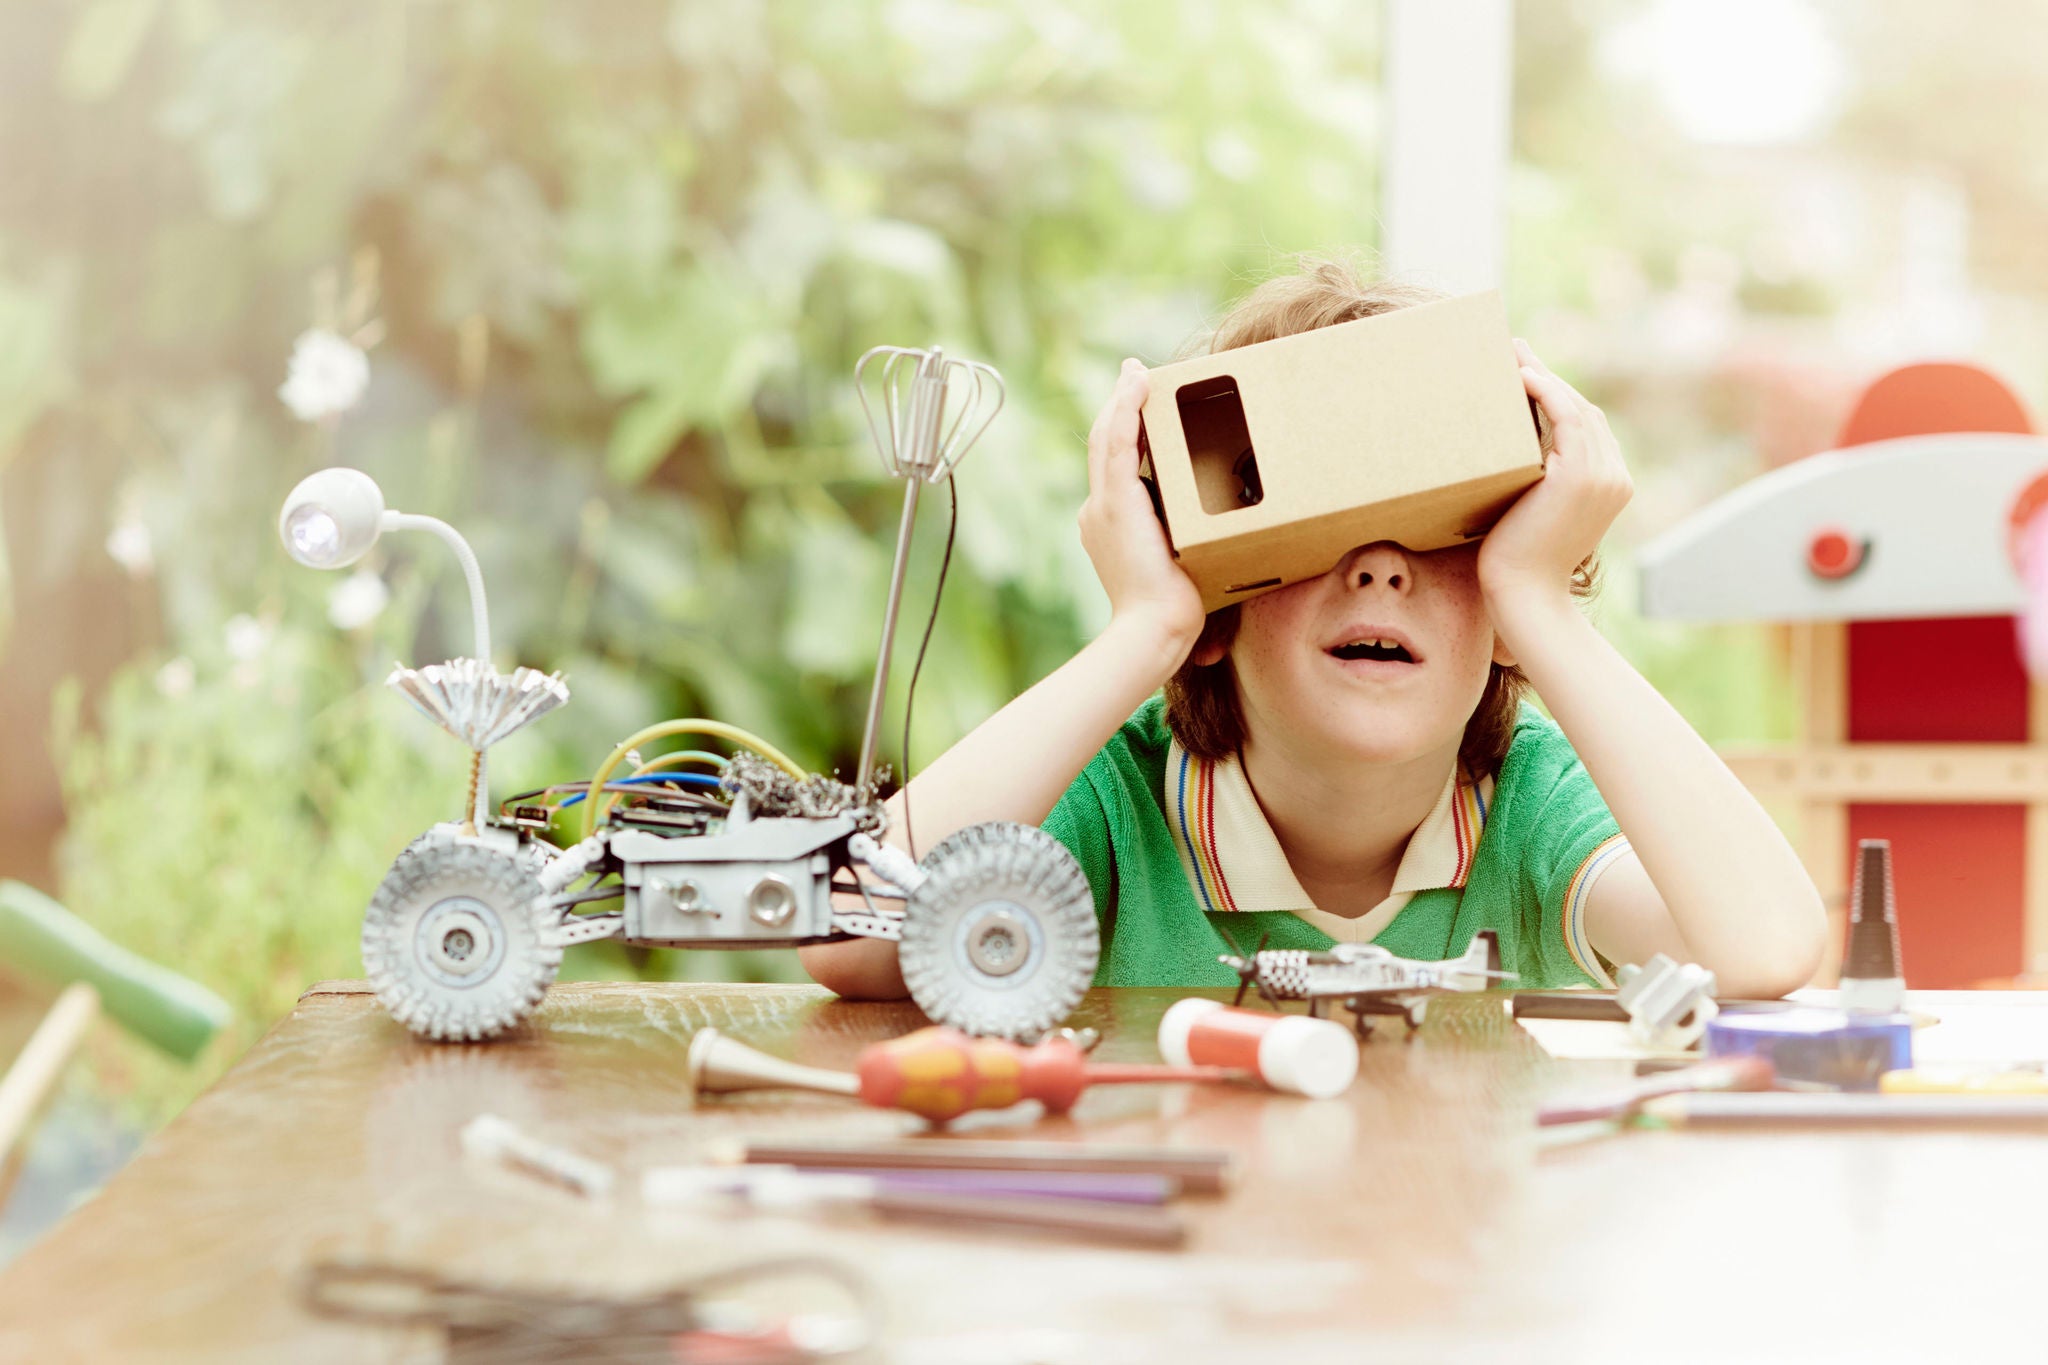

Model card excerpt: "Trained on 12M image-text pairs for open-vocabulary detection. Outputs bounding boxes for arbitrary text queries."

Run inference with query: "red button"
[1807,528,1864,580]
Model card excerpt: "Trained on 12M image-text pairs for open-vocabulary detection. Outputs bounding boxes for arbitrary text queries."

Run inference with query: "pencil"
[1511,992,1629,1022]
[731,1139,1234,1194]
[1536,1056,1774,1126]
[1648,1092,2048,1125]
[870,1188,1188,1248]
[646,1165,1190,1248]
[1510,992,1792,1022]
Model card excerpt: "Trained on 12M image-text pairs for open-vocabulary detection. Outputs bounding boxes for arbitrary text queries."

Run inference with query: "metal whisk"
[851,346,1005,800]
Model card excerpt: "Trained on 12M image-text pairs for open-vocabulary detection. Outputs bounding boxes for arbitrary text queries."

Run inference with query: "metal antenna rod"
[856,475,923,800]
[856,350,948,799]
[851,346,1003,803]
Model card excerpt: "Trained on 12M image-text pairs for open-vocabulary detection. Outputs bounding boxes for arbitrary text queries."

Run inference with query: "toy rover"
[279,347,1099,1043]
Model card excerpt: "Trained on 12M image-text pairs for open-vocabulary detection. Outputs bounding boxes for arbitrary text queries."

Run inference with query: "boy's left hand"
[1478,338,1632,609]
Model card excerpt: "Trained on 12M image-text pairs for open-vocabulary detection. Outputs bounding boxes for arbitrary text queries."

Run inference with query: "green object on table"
[0,881,230,1062]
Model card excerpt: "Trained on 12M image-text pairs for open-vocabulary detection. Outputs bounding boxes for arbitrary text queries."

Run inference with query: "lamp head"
[280,467,385,569]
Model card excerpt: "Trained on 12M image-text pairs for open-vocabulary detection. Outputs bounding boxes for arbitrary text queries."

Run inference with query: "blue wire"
[556,772,725,809]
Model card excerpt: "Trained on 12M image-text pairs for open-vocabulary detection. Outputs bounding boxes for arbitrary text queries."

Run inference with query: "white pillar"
[1381,0,1514,295]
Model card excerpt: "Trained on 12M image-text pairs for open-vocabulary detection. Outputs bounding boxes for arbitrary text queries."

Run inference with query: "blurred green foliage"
[0,0,1847,1123]
[0,0,1399,1115]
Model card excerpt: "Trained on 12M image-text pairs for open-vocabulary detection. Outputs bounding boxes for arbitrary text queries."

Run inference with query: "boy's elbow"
[1720,896,1828,1000]
[1723,950,1820,1002]
[797,941,908,1001]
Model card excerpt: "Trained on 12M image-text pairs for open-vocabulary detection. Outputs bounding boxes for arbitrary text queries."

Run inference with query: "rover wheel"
[898,822,1099,1041]
[393,827,455,865]
[362,841,562,1042]
[394,825,549,875]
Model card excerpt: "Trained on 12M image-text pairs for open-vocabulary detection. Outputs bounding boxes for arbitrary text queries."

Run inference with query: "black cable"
[829,877,908,902]
[501,779,724,806]
[899,473,956,863]
[498,781,728,819]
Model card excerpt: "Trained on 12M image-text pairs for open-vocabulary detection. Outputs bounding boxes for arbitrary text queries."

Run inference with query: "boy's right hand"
[1078,359,1207,662]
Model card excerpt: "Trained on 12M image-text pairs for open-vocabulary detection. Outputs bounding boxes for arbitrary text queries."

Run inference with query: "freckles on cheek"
[1226,607,1308,721]
[1230,632,1287,711]
[1414,552,1489,661]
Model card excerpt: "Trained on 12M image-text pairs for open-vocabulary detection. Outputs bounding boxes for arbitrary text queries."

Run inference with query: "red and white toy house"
[1640,362,2048,988]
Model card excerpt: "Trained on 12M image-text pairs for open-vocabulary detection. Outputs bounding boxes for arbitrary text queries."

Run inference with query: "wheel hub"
[955,902,1039,982]
[415,897,507,989]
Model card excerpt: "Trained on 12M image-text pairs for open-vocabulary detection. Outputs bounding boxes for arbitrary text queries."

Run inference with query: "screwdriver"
[690,1025,1241,1122]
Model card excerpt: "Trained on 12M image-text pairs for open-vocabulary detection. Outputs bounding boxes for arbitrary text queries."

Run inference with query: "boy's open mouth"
[1326,633,1419,664]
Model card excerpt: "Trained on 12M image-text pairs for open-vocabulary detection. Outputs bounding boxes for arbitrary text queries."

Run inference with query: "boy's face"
[1224,541,1505,769]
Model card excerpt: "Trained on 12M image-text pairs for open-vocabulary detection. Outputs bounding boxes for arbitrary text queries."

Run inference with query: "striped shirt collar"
[1165,736,1491,934]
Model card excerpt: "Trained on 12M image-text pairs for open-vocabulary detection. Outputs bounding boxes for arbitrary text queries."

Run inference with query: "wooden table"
[2,983,2044,1363]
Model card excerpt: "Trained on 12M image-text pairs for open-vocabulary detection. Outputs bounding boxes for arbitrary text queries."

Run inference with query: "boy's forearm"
[1491,587,1826,995]
[802,611,1190,1001]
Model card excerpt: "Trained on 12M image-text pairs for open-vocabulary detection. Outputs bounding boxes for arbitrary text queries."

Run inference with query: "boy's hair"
[1162,254,1598,776]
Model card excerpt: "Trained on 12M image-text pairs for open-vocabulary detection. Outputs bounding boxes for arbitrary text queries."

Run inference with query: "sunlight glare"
[1602,0,1847,146]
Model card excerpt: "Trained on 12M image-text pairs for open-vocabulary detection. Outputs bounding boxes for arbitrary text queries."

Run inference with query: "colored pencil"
[1537,1056,1775,1126]
[646,1165,1188,1248]
[1511,992,1630,1022]
[1649,1092,2048,1125]
[1510,992,1793,1022]
[870,1187,1187,1248]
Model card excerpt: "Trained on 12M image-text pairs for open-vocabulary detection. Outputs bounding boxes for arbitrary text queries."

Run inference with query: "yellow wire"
[582,720,806,838]
[628,750,729,778]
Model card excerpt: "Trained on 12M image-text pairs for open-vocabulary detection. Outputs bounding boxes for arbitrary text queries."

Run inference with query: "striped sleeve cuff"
[1561,834,1632,988]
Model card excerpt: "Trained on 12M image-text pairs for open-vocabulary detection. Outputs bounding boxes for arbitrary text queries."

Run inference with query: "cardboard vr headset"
[1139,290,1546,613]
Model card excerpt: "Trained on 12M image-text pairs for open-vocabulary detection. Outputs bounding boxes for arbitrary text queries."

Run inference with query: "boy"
[803,260,1826,1000]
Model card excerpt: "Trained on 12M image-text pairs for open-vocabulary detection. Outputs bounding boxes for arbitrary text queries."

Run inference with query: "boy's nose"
[1342,541,1413,593]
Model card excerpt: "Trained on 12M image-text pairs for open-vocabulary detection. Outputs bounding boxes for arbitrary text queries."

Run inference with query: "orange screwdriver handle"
[856,1027,1082,1121]
[855,1027,1239,1122]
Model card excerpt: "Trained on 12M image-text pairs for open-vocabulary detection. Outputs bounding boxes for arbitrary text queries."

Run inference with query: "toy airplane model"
[1220,931,1512,1037]
[277,346,1100,1044]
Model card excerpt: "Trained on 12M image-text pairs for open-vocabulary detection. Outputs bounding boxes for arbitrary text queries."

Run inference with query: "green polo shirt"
[1041,696,1628,989]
